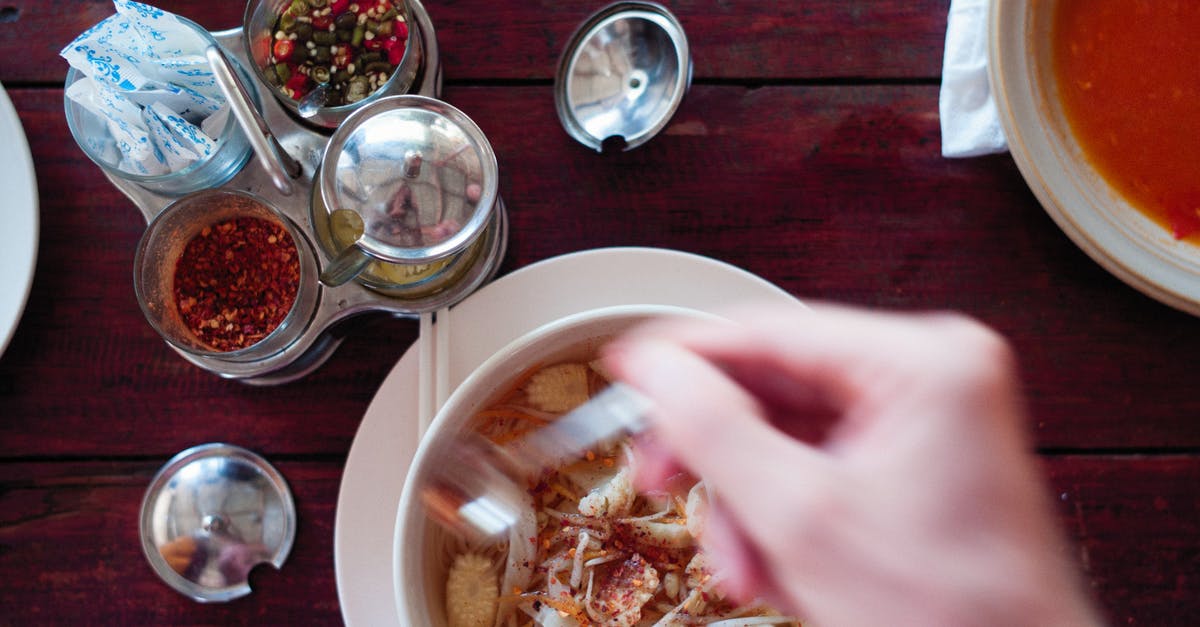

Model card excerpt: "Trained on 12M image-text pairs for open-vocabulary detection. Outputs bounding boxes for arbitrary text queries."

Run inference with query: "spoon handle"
[511,383,654,472]
[318,243,374,287]
[205,45,303,195]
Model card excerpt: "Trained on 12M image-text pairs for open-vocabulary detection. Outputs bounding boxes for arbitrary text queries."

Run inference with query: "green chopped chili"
[264,0,410,106]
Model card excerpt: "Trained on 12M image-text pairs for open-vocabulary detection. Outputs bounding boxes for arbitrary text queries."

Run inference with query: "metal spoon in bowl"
[421,383,655,543]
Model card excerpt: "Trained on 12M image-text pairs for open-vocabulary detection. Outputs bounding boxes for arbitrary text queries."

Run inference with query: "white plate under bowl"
[333,247,801,626]
[0,82,38,356]
[989,1,1200,316]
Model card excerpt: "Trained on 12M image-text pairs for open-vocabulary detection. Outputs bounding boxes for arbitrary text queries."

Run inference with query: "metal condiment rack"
[104,0,508,385]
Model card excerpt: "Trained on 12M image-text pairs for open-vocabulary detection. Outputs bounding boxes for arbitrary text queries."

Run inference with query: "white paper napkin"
[939,0,1007,158]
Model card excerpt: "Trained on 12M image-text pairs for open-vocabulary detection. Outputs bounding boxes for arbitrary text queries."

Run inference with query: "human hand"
[603,303,1101,626]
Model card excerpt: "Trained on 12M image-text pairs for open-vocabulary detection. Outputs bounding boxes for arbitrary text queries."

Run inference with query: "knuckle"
[925,313,1016,385]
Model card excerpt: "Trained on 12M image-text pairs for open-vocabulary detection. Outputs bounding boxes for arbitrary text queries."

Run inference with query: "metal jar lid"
[555,2,692,152]
[317,95,499,270]
[139,444,296,602]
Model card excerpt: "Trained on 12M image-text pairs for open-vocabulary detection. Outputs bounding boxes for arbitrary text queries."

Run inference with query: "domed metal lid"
[139,443,296,603]
[555,2,692,152]
[317,95,499,265]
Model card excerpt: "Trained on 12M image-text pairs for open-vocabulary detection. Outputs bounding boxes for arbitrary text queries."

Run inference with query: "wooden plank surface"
[0,461,345,624]
[3,85,1198,456]
[3,0,1198,624]
[0,458,1195,625]
[9,1,947,84]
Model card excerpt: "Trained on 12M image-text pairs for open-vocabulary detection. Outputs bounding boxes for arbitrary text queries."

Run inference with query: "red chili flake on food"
[173,216,300,352]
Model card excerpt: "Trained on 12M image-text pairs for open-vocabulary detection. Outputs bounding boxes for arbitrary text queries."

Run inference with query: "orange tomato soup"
[1052,0,1200,241]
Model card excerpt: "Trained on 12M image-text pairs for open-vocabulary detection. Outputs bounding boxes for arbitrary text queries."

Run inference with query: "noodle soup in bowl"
[393,304,799,626]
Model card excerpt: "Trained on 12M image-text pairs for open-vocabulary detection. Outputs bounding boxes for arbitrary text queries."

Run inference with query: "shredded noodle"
[440,361,800,627]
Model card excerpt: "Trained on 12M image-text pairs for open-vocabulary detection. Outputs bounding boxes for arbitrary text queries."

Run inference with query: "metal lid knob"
[139,444,296,603]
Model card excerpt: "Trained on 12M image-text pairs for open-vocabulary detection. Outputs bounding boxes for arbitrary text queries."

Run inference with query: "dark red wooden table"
[1,1,1197,624]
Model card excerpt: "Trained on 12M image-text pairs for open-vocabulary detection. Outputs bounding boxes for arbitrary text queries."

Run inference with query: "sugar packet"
[62,0,230,176]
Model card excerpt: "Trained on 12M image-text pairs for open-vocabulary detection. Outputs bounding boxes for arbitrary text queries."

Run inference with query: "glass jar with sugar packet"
[62,7,255,196]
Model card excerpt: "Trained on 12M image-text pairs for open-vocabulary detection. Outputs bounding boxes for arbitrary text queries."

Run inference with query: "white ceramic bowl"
[989,0,1200,316]
[392,303,714,626]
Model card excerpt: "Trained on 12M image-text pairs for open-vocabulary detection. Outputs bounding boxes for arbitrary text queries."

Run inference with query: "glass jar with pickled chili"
[244,0,424,129]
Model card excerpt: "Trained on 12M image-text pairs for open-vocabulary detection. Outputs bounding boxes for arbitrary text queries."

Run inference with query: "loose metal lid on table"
[555,2,692,152]
[140,444,296,602]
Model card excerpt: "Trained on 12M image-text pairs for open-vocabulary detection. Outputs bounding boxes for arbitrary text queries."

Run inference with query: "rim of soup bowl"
[391,303,719,625]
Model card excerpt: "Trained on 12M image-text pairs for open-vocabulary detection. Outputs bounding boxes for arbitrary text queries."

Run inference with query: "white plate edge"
[0,81,39,356]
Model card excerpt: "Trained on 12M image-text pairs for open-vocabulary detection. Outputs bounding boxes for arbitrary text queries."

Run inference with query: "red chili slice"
[273,38,295,61]
[285,71,309,96]
[383,36,404,65]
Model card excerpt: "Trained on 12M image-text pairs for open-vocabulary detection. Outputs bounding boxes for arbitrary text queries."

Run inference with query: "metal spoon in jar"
[297,81,329,119]
[297,64,333,119]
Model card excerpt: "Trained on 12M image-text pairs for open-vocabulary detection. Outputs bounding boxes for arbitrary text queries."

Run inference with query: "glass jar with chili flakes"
[244,0,425,129]
[135,189,321,362]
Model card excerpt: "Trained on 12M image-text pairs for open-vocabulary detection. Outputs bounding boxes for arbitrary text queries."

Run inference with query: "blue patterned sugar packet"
[87,80,170,176]
[115,0,190,59]
[64,77,122,163]
[143,105,202,171]
[62,1,218,99]
[113,0,222,101]
[124,81,222,125]
[148,101,216,159]
[62,0,225,176]
[200,106,232,139]
[67,75,170,175]
[61,14,153,92]
[153,55,223,103]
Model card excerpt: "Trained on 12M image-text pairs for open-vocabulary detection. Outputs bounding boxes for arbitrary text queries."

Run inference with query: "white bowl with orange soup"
[391,304,801,626]
[989,0,1200,315]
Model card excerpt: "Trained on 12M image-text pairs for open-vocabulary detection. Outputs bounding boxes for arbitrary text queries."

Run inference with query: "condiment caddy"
[85,1,510,385]
[68,0,700,385]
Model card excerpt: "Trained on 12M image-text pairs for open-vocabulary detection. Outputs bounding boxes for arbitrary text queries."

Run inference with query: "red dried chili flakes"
[173,216,300,352]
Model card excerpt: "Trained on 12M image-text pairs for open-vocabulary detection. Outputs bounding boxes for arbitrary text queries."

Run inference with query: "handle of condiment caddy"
[205,45,302,196]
